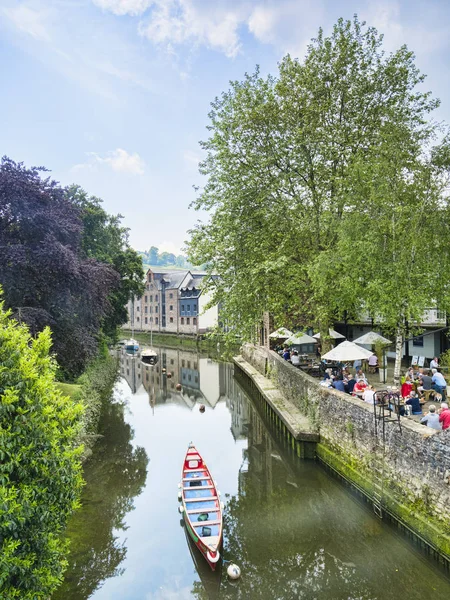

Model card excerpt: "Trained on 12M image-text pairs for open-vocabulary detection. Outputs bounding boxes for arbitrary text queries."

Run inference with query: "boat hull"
[180,444,223,571]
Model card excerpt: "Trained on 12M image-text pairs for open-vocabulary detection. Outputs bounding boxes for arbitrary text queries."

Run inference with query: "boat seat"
[185,496,217,502]
[182,476,210,482]
[192,519,221,528]
[183,485,215,491]
[187,507,220,514]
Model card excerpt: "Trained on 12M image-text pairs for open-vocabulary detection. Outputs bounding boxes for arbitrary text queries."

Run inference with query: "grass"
[56,382,82,399]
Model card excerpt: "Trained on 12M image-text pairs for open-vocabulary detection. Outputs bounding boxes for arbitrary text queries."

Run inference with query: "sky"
[1,0,449,255]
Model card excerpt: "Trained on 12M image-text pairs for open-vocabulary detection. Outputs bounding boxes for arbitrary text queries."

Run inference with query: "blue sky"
[1,0,449,254]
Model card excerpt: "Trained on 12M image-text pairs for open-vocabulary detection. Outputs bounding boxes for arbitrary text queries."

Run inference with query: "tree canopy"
[187,16,450,377]
[0,298,84,598]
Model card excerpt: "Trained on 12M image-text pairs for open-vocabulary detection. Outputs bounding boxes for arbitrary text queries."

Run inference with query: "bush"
[0,301,84,598]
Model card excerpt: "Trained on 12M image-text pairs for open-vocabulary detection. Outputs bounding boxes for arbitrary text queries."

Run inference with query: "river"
[54,344,450,600]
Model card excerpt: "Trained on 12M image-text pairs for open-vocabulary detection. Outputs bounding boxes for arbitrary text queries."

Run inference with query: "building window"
[150,295,153,302]
[187,361,191,368]
[146,284,149,290]
[193,318,197,325]
[195,376,198,383]
[170,317,173,323]
[186,318,190,325]
[155,317,159,324]
[182,360,185,367]
[181,317,184,324]
[170,293,173,299]
[155,306,158,313]
[170,305,173,311]
[181,304,185,312]
[194,362,197,369]
[413,336,424,347]
[145,317,148,324]
[145,295,148,302]
[137,316,140,322]
[137,306,140,311]
[187,304,190,312]
[145,306,148,313]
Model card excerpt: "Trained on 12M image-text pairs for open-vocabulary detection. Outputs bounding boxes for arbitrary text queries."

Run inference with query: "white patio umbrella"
[285,332,318,345]
[269,327,293,339]
[313,329,346,340]
[352,331,392,346]
[321,341,373,362]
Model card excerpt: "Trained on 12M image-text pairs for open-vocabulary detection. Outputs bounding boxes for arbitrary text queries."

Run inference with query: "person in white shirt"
[363,385,376,405]
[430,357,439,370]
[291,351,300,367]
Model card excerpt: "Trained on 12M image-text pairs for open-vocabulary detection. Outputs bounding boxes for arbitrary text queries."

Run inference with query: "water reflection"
[53,397,149,600]
[56,347,450,600]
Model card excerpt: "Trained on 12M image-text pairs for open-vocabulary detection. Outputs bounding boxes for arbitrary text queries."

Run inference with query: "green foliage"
[138,246,198,269]
[0,298,84,598]
[65,185,145,342]
[187,15,449,371]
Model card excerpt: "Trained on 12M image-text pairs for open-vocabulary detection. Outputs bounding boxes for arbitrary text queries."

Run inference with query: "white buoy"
[177,482,182,489]
[227,563,241,580]
[178,505,184,514]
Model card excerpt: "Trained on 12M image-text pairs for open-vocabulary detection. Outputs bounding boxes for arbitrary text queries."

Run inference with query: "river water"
[54,345,450,600]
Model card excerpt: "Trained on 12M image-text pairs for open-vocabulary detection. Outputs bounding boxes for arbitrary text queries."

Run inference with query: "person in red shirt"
[352,379,367,396]
[439,403,450,430]
[401,376,413,399]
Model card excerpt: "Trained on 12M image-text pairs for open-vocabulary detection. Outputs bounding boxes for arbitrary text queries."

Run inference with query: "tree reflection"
[53,399,148,600]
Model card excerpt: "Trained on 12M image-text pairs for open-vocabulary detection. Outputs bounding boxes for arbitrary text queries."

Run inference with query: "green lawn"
[56,382,82,399]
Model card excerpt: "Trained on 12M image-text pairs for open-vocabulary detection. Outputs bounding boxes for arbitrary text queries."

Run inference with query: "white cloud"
[138,0,246,58]
[2,3,51,41]
[92,0,154,17]
[73,149,146,175]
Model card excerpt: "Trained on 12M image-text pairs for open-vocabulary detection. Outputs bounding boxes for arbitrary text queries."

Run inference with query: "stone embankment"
[235,343,450,565]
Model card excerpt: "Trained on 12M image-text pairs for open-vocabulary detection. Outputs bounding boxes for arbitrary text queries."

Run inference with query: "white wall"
[198,289,218,333]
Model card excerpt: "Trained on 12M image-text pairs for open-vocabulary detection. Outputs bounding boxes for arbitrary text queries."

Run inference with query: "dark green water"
[54,346,450,600]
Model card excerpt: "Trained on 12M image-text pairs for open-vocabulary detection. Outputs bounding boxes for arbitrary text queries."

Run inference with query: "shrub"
[0,300,84,598]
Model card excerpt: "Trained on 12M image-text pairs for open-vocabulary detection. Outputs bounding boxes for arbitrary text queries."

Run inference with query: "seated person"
[405,367,415,381]
[430,356,439,370]
[345,374,356,394]
[417,369,432,395]
[401,376,413,399]
[291,351,300,367]
[368,354,379,372]
[356,369,368,384]
[282,347,291,361]
[405,391,422,415]
[362,384,376,405]
[352,378,367,396]
[420,405,442,430]
[320,374,333,387]
[332,375,346,392]
[431,369,447,398]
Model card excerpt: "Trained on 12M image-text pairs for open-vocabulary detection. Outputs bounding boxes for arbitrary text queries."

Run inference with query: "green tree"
[0,296,84,598]
[148,245,159,265]
[188,17,439,345]
[66,185,145,341]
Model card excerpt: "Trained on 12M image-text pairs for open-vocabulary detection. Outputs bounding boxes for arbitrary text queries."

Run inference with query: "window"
[150,295,153,302]
[169,293,173,299]
[169,305,173,311]
[145,306,148,313]
[193,318,197,325]
[187,361,191,368]
[155,306,158,313]
[193,306,197,315]
[146,284,149,290]
[137,306,140,311]
[155,317,159,324]
[186,318,190,325]
[187,304,190,312]
[413,336,424,347]
[137,316,140,322]
[181,304,185,311]
[170,317,173,323]
[194,362,197,369]
[182,360,185,367]
[145,295,148,302]
[145,317,148,324]
[170,359,174,365]
[181,317,184,324]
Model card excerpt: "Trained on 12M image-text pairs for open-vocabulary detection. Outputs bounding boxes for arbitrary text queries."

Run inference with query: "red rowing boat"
[179,443,223,570]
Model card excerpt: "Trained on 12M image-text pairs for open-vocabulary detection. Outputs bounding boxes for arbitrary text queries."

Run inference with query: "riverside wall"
[239,343,450,564]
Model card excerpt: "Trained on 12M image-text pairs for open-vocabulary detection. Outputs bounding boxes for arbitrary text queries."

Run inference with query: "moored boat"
[141,347,158,365]
[179,443,223,570]
[125,338,139,354]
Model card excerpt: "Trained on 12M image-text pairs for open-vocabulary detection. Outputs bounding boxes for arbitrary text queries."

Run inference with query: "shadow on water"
[55,344,450,600]
[53,395,149,600]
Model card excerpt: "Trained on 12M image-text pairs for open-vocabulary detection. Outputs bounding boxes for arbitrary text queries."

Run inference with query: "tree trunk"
[393,326,404,386]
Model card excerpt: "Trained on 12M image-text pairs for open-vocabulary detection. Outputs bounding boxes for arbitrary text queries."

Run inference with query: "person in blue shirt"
[332,375,346,393]
[282,347,290,361]
[431,369,447,399]
[406,392,422,415]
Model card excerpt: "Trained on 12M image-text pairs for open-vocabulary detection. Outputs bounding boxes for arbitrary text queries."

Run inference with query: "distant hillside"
[138,246,206,271]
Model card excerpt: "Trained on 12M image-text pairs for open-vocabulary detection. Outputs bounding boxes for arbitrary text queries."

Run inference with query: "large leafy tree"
[0,298,84,598]
[0,158,118,377]
[65,185,145,341]
[188,17,440,346]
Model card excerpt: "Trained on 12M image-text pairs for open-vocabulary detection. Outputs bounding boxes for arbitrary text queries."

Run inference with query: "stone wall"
[240,343,450,562]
